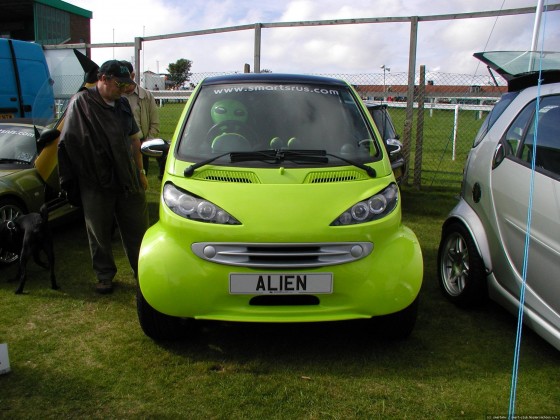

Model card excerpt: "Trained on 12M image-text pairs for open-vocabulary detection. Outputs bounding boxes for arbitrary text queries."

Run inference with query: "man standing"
[120,61,162,178]
[59,60,149,294]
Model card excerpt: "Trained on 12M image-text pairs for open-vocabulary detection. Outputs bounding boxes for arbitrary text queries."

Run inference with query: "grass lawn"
[389,107,485,188]
[0,169,558,418]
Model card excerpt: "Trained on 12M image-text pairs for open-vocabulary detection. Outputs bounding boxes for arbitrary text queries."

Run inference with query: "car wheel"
[136,287,195,341]
[0,199,25,264]
[437,221,487,306]
[372,296,418,339]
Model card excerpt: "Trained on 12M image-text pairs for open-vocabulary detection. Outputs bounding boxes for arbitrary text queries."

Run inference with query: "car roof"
[363,101,389,110]
[474,51,560,92]
[201,73,349,87]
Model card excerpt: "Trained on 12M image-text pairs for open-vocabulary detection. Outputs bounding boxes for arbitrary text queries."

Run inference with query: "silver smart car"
[437,51,560,351]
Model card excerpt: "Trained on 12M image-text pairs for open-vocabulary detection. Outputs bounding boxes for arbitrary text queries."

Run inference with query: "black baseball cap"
[98,60,135,84]
[120,60,134,73]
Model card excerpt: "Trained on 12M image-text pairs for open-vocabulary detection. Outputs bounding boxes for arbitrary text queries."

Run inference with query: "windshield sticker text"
[213,85,340,96]
[0,129,34,137]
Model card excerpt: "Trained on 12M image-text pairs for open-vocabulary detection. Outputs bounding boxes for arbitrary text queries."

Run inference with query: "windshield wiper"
[184,152,230,177]
[0,158,32,165]
[184,149,376,178]
[325,153,376,178]
[230,149,328,164]
[232,149,376,178]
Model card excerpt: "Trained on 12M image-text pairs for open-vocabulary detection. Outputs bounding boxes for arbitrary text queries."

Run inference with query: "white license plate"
[229,273,333,294]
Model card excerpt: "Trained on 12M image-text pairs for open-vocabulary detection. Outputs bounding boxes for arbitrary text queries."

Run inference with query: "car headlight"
[163,183,240,225]
[331,183,399,226]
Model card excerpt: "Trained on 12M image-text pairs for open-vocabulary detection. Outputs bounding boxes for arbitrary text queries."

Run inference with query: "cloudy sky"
[65,0,559,77]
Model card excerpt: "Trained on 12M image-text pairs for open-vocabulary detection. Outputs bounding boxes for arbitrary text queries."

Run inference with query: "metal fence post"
[254,23,262,74]
[402,16,418,185]
[452,104,460,161]
[134,37,142,85]
[414,65,426,188]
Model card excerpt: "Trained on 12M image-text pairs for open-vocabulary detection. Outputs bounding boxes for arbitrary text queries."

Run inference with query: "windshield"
[176,81,380,167]
[474,51,560,80]
[367,105,397,141]
[0,123,37,165]
[37,49,87,128]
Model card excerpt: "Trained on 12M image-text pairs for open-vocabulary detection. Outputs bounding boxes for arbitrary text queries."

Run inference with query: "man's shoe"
[96,280,113,294]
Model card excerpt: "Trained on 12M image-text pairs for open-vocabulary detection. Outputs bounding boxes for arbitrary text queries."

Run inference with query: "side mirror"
[36,128,61,153]
[385,138,402,156]
[141,138,170,158]
[492,142,505,169]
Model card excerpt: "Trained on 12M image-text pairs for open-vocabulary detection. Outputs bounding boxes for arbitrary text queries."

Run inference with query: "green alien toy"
[209,99,252,152]
[211,99,248,125]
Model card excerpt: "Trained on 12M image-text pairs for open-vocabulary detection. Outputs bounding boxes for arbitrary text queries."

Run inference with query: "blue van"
[0,39,55,121]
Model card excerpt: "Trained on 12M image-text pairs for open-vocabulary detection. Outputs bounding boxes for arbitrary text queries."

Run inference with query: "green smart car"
[138,73,423,341]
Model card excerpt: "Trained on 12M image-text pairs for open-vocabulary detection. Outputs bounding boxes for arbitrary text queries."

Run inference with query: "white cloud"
[66,0,557,78]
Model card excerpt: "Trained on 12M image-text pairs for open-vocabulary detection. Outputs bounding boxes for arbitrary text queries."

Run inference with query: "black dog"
[0,204,57,294]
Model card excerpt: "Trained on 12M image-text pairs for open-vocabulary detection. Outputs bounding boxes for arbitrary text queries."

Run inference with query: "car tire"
[0,198,25,265]
[372,296,418,339]
[437,221,487,307]
[136,287,195,341]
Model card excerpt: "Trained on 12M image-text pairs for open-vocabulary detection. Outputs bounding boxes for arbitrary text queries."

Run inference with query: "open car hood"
[474,51,560,92]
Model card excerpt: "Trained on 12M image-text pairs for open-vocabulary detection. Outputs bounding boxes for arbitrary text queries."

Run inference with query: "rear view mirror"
[385,138,402,156]
[36,128,61,153]
[141,138,170,158]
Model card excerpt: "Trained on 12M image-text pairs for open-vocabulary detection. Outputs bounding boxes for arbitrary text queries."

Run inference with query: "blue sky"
[66,0,559,77]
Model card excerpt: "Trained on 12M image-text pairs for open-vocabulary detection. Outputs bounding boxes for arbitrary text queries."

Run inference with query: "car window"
[474,91,519,147]
[510,95,560,177]
[368,107,398,141]
[0,124,37,164]
[177,82,380,166]
[504,102,534,156]
[521,96,560,177]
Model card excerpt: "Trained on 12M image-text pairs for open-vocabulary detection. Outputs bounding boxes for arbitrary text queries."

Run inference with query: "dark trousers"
[80,184,149,282]
[143,153,167,178]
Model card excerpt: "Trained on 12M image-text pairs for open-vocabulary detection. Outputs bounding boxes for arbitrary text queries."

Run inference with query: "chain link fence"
[50,68,506,189]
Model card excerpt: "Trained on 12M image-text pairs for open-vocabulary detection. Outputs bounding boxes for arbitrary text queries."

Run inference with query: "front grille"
[305,170,368,183]
[191,242,373,268]
[195,169,260,183]
[192,169,369,184]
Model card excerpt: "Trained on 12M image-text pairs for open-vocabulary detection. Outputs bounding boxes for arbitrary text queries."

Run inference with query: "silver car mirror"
[141,138,170,158]
[385,138,402,156]
[492,142,505,169]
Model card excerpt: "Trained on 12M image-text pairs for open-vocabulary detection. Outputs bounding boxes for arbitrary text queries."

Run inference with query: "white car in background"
[437,51,560,351]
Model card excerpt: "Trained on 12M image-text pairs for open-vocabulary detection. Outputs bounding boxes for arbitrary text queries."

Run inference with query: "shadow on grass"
[148,294,560,382]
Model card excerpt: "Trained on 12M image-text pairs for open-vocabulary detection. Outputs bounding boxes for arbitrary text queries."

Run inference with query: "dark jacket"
[59,86,141,194]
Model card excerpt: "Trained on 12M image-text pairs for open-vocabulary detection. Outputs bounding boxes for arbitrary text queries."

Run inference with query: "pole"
[402,16,418,185]
[530,0,545,51]
[254,23,262,73]
[134,37,142,86]
[453,104,459,161]
[414,65,426,188]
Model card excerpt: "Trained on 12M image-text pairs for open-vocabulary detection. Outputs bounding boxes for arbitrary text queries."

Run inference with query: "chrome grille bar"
[191,242,373,268]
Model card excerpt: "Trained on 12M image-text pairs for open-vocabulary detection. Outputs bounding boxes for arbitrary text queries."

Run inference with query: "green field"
[157,102,187,141]
[388,107,485,188]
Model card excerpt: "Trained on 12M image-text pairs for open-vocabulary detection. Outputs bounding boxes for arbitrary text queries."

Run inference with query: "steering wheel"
[206,120,257,147]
